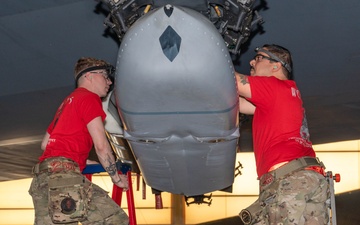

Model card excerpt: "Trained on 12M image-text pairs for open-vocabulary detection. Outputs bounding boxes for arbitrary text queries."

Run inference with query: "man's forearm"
[98,151,118,178]
[235,71,252,98]
[96,149,128,190]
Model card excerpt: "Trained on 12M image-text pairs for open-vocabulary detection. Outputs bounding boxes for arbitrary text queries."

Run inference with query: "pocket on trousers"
[48,174,88,224]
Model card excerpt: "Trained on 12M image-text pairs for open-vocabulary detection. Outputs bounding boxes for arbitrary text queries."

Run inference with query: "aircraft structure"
[96,0,264,202]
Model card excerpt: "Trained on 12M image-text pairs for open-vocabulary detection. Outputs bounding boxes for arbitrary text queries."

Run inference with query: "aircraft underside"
[98,0,262,198]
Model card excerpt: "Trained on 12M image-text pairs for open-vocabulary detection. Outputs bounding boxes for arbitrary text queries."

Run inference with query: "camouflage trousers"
[29,170,129,225]
[245,169,330,225]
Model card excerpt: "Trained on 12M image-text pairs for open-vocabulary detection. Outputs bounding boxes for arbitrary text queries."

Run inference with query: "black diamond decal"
[159,26,181,62]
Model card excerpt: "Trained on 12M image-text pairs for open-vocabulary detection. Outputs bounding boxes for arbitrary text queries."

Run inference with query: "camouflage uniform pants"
[29,170,129,225]
[248,169,329,225]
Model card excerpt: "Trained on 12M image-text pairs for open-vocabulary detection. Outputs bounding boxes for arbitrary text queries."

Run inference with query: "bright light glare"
[0,140,359,224]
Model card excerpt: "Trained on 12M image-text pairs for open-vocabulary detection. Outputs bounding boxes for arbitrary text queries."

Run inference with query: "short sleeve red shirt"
[246,76,315,178]
[39,88,106,171]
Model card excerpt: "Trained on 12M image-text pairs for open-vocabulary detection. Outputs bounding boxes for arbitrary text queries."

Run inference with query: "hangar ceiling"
[0,0,359,182]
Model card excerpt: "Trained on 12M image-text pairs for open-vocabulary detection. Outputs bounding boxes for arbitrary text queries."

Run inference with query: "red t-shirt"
[246,76,315,178]
[39,88,106,171]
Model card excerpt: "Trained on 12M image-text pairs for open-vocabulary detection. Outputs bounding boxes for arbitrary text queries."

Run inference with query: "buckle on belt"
[298,157,324,168]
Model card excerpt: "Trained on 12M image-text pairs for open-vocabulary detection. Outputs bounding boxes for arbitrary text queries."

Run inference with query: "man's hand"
[112,174,129,191]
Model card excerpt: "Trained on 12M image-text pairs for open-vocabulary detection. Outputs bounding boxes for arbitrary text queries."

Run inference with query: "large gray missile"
[114,5,239,196]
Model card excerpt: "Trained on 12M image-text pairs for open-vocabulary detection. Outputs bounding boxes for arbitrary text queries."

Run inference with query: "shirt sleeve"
[246,76,278,108]
[79,94,106,125]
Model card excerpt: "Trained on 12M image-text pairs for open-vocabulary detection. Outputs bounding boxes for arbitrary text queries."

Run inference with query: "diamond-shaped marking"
[159,26,181,62]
